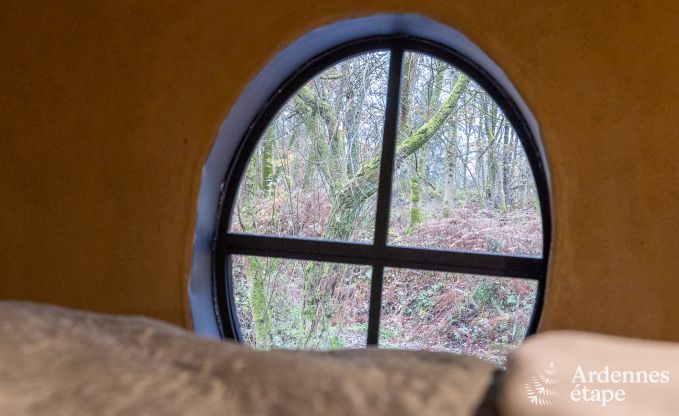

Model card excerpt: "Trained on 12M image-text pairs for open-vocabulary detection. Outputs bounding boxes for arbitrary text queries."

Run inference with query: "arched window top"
[191,15,551,364]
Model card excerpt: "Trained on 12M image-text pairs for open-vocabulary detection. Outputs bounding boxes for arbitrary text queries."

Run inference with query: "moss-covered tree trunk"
[407,58,445,232]
[406,157,424,234]
[238,152,274,347]
[299,73,469,347]
[401,54,422,234]
[260,128,275,192]
[294,87,336,199]
[246,257,273,348]
[326,73,469,238]
[482,98,500,207]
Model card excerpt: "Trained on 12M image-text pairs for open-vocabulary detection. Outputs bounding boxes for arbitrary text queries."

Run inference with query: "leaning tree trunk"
[408,59,445,231]
[327,73,470,238]
[299,73,470,347]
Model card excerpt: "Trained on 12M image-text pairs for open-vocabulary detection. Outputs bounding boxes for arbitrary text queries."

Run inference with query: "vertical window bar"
[366,265,385,345]
[367,47,403,346]
[373,47,403,247]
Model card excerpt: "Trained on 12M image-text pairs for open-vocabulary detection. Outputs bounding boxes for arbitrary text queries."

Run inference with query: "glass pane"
[379,267,537,366]
[388,51,542,256]
[230,51,390,242]
[232,255,370,350]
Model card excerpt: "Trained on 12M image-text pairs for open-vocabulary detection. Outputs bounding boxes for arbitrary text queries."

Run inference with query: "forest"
[229,51,542,365]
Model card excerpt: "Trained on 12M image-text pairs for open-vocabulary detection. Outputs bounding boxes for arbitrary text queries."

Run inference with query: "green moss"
[260,128,275,191]
[407,173,423,234]
[298,73,470,347]
[398,74,469,158]
[247,257,272,349]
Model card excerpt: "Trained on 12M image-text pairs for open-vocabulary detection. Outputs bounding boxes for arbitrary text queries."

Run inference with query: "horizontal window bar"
[223,233,542,279]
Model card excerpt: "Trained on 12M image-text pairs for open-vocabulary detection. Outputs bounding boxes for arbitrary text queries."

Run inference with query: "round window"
[213,36,550,365]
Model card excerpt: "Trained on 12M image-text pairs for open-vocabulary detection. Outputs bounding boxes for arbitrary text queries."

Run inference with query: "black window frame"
[213,35,551,346]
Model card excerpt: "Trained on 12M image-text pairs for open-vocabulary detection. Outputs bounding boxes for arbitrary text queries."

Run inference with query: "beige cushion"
[501,330,679,415]
[0,301,497,416]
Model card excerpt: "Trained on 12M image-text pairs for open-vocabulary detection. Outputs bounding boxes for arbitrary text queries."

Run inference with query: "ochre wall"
[1,1,677,338]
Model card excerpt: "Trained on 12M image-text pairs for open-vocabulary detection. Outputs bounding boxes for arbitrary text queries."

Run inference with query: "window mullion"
[223,233,542,278]
[373,47,403,247]
[366,264,385,346]
[367,47,404,347]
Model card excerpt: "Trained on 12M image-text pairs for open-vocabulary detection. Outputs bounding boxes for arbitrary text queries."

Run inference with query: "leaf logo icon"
[524,363,559,406]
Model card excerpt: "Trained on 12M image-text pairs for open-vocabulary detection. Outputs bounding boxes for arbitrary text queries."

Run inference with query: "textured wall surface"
[1,1,677,338]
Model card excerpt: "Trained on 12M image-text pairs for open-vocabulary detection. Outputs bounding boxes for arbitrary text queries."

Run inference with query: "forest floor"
[337,202,541,365]
[235,202,542,366]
